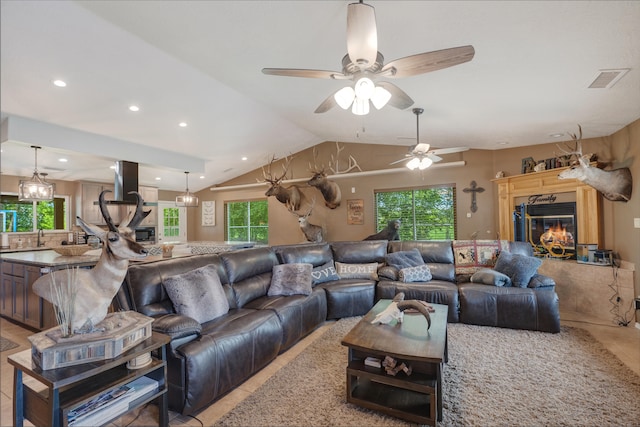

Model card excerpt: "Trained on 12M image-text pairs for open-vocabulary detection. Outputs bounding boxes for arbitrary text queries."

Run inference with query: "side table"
[9,331,170,427]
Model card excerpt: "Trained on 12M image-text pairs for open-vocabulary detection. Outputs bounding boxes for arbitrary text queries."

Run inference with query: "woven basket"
[52,245,92,256]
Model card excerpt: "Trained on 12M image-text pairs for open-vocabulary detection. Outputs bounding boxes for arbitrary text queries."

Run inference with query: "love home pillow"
[335,262,379,280]
[163,264,229,324]
[311,261,339,285]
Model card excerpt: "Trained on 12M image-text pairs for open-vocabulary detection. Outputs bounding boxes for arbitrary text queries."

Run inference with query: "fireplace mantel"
[493,165,602,246]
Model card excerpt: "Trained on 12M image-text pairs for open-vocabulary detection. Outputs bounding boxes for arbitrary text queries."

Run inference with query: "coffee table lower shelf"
[347,364,437,426]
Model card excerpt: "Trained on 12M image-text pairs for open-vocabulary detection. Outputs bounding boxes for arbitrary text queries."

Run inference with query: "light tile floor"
[1,312,638,426]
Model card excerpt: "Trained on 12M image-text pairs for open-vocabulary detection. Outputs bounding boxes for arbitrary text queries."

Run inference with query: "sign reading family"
[528,194,557,205]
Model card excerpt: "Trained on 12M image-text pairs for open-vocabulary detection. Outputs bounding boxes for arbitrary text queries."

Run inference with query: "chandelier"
[18,146,54,201]
[175,171,199,207]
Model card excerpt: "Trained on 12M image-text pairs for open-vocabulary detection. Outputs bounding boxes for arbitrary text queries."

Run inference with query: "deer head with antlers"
[557,125,633,202]
[288,198,325,243]
[33,190,150,333]
[308,149,342,209]
[260,155,302,211]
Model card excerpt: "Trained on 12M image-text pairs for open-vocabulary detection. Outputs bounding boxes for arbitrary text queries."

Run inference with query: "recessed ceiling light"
[241,156,248,161]
[179,122,187,128]
[109,165,116,169]
[549,133,564,138]
[58,158,68,162]
[199,175,205,179]
[155,177,161,181]
[52,79,67,87]
[497,142,509,145]
[129,105,140,112]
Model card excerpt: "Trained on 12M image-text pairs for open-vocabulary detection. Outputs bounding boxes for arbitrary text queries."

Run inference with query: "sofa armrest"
[152,313,202,339]
[528,273,556,288]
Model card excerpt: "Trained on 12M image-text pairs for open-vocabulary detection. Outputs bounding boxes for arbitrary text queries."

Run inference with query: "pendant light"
[175,171,198,207]
[19,146,54,201]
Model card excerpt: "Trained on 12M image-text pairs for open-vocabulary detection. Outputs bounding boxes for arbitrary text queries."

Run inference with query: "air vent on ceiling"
[588,68,630,89]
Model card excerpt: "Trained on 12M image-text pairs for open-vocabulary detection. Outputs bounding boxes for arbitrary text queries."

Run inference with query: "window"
[0,194,68,232]
[225,199,268,243]
[375,186,456,240]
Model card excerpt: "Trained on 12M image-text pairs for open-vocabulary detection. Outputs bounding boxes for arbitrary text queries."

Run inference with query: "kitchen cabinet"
[78,182,118,225]
[138,186,158,226]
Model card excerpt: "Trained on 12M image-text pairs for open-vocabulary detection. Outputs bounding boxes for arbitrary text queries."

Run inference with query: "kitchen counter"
[0,249,101,270]
[0,246,52,254]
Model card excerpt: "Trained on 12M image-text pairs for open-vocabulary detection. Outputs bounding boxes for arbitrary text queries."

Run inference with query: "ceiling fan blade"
[314,92,339,114]
[389,158,409,166]
[261,68,346,79]
[427,153,443,163]
[346,1,378,70]
[380,45,475,78]
[430,146,469,155]
[376,81,414,110]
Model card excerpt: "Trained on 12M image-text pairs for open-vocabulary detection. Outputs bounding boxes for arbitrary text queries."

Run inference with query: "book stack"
[67,376,158,426]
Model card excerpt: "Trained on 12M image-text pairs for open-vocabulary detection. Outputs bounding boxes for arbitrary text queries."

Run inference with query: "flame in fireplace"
[540,223,574,257]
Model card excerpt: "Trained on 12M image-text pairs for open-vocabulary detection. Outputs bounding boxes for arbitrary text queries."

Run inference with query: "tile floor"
[1,311,638,427]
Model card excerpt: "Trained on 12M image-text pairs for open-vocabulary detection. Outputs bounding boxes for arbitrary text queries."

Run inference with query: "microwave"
[135,227,156,244]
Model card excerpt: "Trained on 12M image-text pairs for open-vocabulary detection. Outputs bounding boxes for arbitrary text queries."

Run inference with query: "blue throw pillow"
[385,249,425,270]
[311,261,339,285]
[398,265,432,283]
[470,268,512,287]
[493,251,542,288]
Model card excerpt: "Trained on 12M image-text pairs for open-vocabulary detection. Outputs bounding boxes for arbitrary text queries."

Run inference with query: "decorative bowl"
[52,245,92,256]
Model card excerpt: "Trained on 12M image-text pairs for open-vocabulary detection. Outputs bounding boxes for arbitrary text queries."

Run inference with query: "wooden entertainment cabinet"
[493,165,602,246]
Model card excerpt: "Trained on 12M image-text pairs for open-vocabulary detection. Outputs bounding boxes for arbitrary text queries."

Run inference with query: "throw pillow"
[452,240,510,276]
[377,265,399,281]
[470,268,512,287]
[385,249,425,270]
[398,265,432,283]
[493,251,542,288]
[311,261,339,285]
[268,263,313,296]
[528,274,556,288]
[163,264,229,324]
[335,262,379,280]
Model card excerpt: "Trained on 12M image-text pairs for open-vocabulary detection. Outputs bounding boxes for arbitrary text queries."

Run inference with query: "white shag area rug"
[215,317,640,427]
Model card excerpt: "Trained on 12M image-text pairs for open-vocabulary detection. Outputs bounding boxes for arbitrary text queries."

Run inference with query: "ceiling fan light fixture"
[334,86,356,109]
[354,77,375,100]
[406,157,421,170]
[18,146,54,201]
[371,86,391,109]
[176,171,199,207]
[418,157,433,170]
[351,97,370,115]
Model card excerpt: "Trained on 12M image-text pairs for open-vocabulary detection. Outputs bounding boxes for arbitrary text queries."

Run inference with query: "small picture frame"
[521,157,536,174]
[347,199,364,225]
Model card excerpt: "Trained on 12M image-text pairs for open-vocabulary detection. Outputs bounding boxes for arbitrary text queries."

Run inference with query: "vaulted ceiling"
[1,1,639,191]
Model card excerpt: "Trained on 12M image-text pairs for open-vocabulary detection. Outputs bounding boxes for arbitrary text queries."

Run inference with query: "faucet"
[37,229,45,247]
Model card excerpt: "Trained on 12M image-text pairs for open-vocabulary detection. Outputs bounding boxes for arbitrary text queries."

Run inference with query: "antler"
[555,125,583,164]
[328,142,362,174]
[98,190,118,232]
[261,155,294,184]
[309,147,325,175]
[123,191,150,229]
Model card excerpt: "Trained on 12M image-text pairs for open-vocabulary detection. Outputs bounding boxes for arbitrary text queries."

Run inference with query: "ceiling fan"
[262,1,475,115]
[390,108,469,170]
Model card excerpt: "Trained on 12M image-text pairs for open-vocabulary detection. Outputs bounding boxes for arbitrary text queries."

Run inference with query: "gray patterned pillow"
[269,263,313,296]
[398,265,432,283]
[163,264,229,324]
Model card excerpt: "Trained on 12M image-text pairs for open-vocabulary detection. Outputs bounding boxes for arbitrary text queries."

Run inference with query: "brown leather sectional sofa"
[115,239,559,415]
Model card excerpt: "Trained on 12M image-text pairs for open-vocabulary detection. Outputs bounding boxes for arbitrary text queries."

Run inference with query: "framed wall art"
[202,201,215,226]
[347,199,364,225]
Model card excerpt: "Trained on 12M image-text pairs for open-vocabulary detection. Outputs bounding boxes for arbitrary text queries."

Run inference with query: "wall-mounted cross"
[463,180,485,213]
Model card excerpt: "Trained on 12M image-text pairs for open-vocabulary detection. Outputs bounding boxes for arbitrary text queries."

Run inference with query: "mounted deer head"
[261,155,302,211]
[557,125,633,202]
[308,151,342,209]
[288,198,325,243]
[33,190,150,333]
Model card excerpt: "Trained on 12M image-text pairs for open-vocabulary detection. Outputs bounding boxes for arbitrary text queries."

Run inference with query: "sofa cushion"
[311,261,339,285]
[493,251,542,288]
[268,263,313,296]
[331,240,388,263]
[452,240,510,276]
[377,265,399,281]
[399,265,432,283]
[274,243,332,267]
[387,241,456,283]
[528,273,556,288]
[335,261,379,280]
[163,264,229,324]
[385,248,425,270]
[470,268,512,287]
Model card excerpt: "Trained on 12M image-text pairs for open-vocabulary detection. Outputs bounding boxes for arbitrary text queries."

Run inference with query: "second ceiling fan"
[262,1,475,115]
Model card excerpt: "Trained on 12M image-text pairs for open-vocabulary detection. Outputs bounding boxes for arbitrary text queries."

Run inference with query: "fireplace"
[513,202,577,259]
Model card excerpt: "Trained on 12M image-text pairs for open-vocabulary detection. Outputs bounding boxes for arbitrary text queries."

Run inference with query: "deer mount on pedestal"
[33,190,150,334]
[557,125,633,202]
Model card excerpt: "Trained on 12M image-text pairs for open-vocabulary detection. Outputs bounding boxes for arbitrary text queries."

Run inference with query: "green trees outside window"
[226,199,268,243]
[375,186,456,240]
[0,195,67,232]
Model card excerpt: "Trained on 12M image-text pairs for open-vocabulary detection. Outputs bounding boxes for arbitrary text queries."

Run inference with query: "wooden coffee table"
[341,299,448,426]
